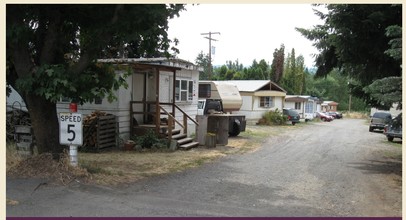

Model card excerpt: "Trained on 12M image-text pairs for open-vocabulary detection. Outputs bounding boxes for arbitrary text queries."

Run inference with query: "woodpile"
[6,109,31,142]
[82,111,117,152]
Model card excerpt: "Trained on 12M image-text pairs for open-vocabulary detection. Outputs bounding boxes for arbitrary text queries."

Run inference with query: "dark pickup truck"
[369,112,392,132]
[384,113,402,142]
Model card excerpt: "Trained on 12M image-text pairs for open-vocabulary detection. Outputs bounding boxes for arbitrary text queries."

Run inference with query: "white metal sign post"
[59,112,82,166]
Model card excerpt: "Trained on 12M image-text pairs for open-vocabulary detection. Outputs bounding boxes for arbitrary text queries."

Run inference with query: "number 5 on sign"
[59,112,83,146]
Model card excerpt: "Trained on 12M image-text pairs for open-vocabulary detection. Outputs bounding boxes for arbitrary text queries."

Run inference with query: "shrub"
[260,109,287,125]
[133,129,168,149]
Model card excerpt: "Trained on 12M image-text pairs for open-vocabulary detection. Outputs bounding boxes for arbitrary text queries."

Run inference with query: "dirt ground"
[6,124,277,186]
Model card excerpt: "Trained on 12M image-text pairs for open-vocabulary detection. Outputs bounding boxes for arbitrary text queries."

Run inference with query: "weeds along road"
[7,119,401,217]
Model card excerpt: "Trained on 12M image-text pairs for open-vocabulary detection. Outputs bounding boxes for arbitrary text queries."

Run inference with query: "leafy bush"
[133,129,168,149]
[259,109,287,125]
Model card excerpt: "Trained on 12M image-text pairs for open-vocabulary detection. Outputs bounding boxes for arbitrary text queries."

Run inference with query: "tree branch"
[7,7,36,79]
[69,5,125,75]
[39,9,62,65]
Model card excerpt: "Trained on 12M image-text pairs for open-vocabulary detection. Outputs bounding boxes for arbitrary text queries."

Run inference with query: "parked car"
[384,113,402,142]
[369,111,392,132]
[283,108,300,125]
[333,112,343,119]
[316,112,333,122]
[326,112,338,119]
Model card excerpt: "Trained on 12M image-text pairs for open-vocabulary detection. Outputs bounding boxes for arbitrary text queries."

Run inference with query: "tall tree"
[270,44,285,83]
[226,59,244,72]
[6,4,185,159]
[195,51,210,80]
[296,4,402,108]
[245,59,266,80]
[295,55,305,94]
[282,49,297,94]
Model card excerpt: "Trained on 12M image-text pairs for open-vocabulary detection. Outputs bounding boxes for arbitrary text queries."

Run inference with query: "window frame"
[260,96,273,108]
[198,84,211,99]
[295,102,301,110]
[175,79,194,102]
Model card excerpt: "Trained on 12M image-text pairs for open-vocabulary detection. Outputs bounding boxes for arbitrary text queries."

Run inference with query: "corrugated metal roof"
[97,57,202,71]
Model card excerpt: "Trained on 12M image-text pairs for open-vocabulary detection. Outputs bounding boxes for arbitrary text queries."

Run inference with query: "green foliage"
[384,25,402,61]
[270,44,285,83]
[305,69,369,111]
[133,130,168,149]
[7,4,184,103]
[195,51,210,80]
[14,63,129,104]
[296,4,401,81]
[296,4,402,109]
[363,76,402,110]
[281,49,306,95]
[260,109,288,126]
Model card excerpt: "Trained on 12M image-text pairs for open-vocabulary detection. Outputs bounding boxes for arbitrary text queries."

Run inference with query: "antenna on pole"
[201,32,220,80]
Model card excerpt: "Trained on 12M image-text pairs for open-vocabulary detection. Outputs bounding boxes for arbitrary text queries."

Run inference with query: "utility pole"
[201,32,220,80]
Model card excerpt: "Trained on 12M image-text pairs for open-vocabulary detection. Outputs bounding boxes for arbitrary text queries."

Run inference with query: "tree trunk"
[25,93,64,160]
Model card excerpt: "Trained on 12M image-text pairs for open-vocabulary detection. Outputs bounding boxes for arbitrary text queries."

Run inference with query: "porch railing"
[130,101,198,141]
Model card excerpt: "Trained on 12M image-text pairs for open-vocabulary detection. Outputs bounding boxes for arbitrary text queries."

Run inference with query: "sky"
[167,4,326,68]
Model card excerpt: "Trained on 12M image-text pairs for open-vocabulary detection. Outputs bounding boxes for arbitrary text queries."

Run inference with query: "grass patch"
[382,139,403,148]
[343,111,369,119]
[6,142,23,172]
[6,124,286,186]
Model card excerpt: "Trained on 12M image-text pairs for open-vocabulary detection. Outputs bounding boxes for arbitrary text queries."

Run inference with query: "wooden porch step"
[171,133,187,140]
[177,137,194,145]
[167,129,181,135]
[179,141,199,150]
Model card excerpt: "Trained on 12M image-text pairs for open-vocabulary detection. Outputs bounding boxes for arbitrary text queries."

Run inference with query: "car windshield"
[373,112,391,119]
[288,110,299,116]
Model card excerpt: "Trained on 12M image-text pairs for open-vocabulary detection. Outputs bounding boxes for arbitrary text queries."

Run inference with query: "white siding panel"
[240,96,252,111]
[285,102,295,109]
[273,97,284,110]
[159,72,171,103]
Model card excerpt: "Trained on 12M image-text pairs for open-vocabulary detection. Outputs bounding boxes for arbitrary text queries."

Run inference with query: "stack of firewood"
[82,111,109,149]
[6,109,31,142]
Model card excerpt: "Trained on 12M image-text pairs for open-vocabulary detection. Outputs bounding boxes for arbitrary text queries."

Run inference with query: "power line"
[201,32,220,80]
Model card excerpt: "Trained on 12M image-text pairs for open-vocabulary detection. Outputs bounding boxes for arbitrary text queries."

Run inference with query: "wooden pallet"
[83,114,117,151]
[14,125,34,157]
[96,115,117,150]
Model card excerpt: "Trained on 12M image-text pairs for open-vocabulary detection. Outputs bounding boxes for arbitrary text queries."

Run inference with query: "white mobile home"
[213,80,287,124]
[56,58,201,141]
[285,95,320,120]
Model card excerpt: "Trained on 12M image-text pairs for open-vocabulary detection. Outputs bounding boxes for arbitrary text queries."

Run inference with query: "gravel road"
[7,119,402,217]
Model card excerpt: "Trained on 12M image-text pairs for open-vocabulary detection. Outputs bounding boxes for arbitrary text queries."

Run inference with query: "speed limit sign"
[59,112,83,145]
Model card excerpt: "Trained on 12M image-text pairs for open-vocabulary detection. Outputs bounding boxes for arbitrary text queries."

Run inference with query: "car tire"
[292,122,296,125]
[369,127,373,132]
[229,121,241,137]
[387,136,394,142]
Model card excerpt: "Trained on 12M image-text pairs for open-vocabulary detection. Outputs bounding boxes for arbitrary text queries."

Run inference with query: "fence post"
[183,114,188,134]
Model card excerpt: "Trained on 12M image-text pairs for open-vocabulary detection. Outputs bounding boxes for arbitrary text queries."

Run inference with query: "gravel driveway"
[7,119,401,217]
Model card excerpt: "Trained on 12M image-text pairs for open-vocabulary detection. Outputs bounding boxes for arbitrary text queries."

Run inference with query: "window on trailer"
[198,84,211,98]
[175,79,194,102]
[260,97,273,108]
